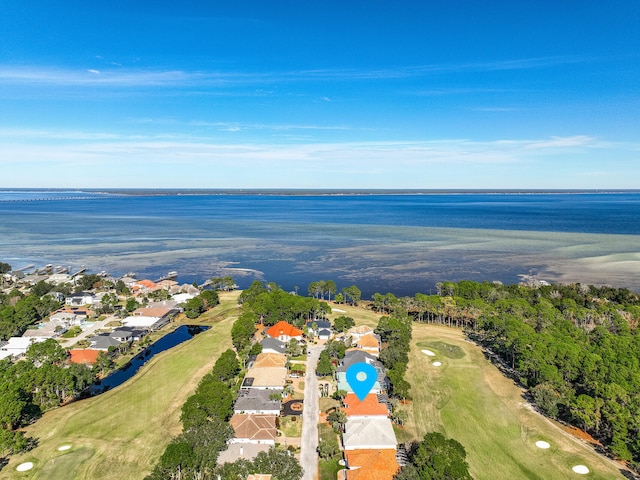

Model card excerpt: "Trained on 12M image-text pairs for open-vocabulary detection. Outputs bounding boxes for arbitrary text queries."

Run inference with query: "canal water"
[90,325,209,394]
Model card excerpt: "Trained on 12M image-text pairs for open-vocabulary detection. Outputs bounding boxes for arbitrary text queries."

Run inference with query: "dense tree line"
[376,314,412,399]
[239,281,329,327]
[373,280,640,467]
[394,432,472,480]
[0,340,93,461]
[147,348,240,479]
[183,289,220,319]
[0,289,61,340]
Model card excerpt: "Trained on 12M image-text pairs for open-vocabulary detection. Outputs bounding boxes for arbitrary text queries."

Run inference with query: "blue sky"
[1,1,639,189]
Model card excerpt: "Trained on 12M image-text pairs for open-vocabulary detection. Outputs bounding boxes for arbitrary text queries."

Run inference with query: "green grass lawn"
[4,291,241,480]
[279,415,303,438]
[318,458,341,480]
[406,324,625,480]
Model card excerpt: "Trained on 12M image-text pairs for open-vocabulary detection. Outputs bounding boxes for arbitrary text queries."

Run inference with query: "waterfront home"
[342,417,397,451]
[228,414,277,445]
[110,326,145,342]
[65,292,96,307]
[234,388,283,415]
[69,349,100,365]
[89,334,122,351]
[132,279,161,295]
[265,321,303,343]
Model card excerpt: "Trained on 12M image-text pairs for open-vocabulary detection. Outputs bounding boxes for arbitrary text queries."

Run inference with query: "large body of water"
[1,190,639,296]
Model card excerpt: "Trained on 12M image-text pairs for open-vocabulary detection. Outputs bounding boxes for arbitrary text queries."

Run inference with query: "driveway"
[300,344,323,480]
[57,314,117,348]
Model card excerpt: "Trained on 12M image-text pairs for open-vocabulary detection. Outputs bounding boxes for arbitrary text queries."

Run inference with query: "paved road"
[57,314,117,348]
[300,344,323,480]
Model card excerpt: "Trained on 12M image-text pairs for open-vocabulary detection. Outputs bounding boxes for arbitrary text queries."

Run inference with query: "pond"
[90,325,209,395]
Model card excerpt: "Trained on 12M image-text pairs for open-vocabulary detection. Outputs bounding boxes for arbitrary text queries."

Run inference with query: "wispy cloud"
[0,55,592,89]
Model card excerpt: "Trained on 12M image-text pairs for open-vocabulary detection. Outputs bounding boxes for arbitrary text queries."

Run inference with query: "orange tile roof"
[69,349,100,364]
[265,321,303,339]
[254,352,287,368]
[343,393,388,417]
[135,279,160,289]
[357,334,380,348]
[344,449,399,480]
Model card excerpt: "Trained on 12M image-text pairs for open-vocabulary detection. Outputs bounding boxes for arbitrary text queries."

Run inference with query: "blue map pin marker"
[345,362,377,401]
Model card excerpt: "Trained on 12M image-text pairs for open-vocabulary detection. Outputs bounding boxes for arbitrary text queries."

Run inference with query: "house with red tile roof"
[342,393,389,418]
[265,321,303,342]
[343,449,399,480]
[69,349,100,365]
[229,414,277,445]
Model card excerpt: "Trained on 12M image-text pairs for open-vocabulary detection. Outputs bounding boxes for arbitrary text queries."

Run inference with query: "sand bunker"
[332,308,346,313]
[535,440,550,449]
[572,465,589,474]
[422,349,436,356]
[432,361,442,367]
[16,462,34,472]
[58,445,72,451]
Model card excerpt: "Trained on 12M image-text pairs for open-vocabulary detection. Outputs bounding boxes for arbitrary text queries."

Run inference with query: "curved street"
[300,344,323,480]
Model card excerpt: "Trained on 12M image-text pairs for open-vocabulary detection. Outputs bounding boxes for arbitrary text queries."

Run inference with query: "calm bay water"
[1,191,639,296]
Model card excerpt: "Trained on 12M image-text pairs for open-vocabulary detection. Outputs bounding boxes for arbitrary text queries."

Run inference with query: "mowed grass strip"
[406,323,625,480]
[4,291,241,480]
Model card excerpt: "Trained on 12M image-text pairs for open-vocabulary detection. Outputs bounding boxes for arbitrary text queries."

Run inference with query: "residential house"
[345,325,375,342]
[122,306,176,330]
[132,279,161,295]
[242,367,288,389]
[69,349,101,365]
[305,320,331,335]
[252,353,287,369]
[349,333,381,357]
[337,371,381,395]
[343,449,399,480]
[65,292,96,307]
[228,414,277,445]
[265,321,303,343]
[0,336,47,360]
[89,334,123,351]
[260,337,287,355]
[110,326,144,342]
[342,393,389,418]
[318,329,331,341]
[234,388,283,415]
[338,350,389,391]
[217,444,271,465]
[342,417,397,451]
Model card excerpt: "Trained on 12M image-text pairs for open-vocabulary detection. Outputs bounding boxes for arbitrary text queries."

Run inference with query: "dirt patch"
[562,425,601,446]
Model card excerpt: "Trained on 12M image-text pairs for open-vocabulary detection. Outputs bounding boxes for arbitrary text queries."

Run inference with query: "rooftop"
[343,393,389,417]
[265,321,303,340]
[229,414,277,443]
[344,449,399,480]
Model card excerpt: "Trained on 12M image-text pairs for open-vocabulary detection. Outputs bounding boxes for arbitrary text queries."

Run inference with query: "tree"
[327,409,347,432]
[316,351,334,376]
[408,432,472,480]
[318,438,340,459]
[0,262,11,274]
[342,285,361,305]
[25,338,67,366]
[333,315,355,333]
[125,297,140,312]
[184,297,204,319]
[231,312,256,351]
[95,352,114,377]
[251,447,303,480]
